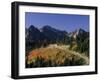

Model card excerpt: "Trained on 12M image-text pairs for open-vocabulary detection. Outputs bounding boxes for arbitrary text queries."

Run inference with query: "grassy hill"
[26,44,89,68]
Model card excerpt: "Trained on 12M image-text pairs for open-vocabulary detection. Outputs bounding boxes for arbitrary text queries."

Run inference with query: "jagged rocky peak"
[28,25,35,29]
[72,28,84,35]
[28,25,40,33]
[41,25,58,32]
[39,25,52,32]
[76,28,86,34]
[42,25,53,29]
[41,25,68,34]
[69,28,87,39]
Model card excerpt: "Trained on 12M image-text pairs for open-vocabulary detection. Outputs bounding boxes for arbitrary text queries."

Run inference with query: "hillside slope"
[26,44,89,68]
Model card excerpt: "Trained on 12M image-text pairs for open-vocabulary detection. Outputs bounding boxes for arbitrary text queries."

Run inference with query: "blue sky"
[25,12,89,32]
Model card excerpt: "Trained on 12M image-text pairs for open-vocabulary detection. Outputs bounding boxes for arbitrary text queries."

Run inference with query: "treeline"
[26,35,70,55]
[26,33,89,57]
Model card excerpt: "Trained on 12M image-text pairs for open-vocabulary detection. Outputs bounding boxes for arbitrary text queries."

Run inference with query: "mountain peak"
[76,28,84,31]
[42,25,54,30]
[69,28,87,39]
[74,28,85,34]
[77,28,86,35]
[29,25,35,29]
[28,25,39,32]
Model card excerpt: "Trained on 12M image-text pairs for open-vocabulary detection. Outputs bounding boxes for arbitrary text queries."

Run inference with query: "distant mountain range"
[26,25,88,41]
[26,25,69,43]
[25,25,89,54]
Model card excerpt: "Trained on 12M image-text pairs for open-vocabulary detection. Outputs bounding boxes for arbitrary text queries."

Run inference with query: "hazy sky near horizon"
[25,12,89,32]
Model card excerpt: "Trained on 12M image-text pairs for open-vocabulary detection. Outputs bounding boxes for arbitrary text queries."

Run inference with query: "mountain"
[40,25,68,42]
[25,25,70,53]
[26,25,89,55]
[26,25,89,44]
[69,28,89,39]
[68,28,89,54]
[26,25,46,43]
[26,25,69,43]
[40,25,68,34]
